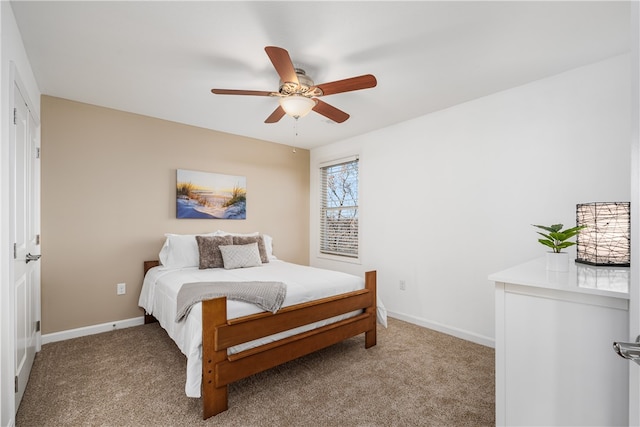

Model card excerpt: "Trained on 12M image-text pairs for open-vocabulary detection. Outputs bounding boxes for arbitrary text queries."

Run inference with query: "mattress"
[139,260,387,397]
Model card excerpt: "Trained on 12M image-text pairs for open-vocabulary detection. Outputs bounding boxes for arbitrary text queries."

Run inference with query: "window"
[320,157,359,259]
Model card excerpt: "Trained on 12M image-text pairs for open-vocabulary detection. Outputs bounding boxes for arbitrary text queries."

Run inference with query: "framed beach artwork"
[176,169,246,219]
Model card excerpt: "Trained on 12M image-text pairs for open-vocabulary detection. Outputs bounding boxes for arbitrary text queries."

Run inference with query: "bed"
[139,231,385,419]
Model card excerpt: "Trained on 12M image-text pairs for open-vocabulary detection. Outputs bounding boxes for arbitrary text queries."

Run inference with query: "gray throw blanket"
[175,281,287,322]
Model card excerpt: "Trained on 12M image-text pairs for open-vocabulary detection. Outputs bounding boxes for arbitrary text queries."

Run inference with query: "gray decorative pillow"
[219,243,262,269]
[195,235,233,269]
[232,235,269,264]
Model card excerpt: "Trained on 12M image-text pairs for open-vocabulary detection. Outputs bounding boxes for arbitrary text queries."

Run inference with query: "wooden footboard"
[201,270,377,419]
[142,261,377,420]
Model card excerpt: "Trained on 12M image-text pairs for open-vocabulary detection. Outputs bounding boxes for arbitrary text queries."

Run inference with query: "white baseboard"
[40,312,496,348]
[41,316,145,345]
[386,311,495,348]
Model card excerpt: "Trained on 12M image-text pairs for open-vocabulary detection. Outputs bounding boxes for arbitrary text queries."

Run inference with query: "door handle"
[613,336,640,365]
[25,253,41,264]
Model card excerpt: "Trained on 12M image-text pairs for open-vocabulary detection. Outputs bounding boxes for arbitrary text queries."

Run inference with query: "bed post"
[142,261,161,324]
[364,270,377,348]
[201,297,229,419]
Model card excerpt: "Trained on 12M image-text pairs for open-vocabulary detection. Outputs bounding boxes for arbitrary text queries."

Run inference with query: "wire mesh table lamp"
[576,202,630,266]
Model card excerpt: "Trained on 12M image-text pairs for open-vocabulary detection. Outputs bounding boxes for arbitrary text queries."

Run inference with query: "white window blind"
[320,157,359,258]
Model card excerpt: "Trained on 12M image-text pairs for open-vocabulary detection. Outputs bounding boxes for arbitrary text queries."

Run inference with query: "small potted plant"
[533,223,586,271]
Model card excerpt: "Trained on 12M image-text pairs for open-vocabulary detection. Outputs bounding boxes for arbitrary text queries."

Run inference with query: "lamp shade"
[279,95,316,119]
[576,202,630,266]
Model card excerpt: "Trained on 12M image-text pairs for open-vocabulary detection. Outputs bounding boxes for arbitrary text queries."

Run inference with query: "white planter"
[546,252,569,272]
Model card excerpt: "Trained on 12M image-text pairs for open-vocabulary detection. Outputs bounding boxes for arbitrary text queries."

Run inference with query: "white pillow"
[262,234,276,260]
[159,232,215,268]
[219,243,262,269]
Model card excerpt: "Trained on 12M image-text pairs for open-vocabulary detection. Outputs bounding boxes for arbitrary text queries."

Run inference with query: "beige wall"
[41,96,310,334]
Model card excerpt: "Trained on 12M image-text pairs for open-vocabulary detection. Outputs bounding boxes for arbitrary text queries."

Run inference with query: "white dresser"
[489,257,630,426]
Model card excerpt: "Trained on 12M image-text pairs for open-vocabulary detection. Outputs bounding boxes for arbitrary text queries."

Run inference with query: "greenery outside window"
[320,157,359,259]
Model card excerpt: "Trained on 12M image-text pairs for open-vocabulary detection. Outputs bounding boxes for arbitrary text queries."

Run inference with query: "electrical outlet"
[116,282,126,295]
[399,280,406,291]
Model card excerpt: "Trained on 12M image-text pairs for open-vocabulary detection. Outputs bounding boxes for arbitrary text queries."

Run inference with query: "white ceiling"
[10,1,631,150]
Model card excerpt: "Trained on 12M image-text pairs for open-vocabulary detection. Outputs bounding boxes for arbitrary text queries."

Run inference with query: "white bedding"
[139,260,387,397]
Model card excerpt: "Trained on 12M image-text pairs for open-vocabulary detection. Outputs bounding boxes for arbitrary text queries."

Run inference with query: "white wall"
[1,3,41,425]
[310,54,631,346]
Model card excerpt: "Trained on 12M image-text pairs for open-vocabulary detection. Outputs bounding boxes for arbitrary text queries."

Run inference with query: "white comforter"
[138,260,387,397]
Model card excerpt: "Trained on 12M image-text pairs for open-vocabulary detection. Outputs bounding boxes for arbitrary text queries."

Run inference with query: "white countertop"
[489,257,629,300]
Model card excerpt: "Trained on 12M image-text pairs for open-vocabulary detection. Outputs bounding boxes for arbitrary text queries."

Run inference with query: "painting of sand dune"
[176,169,246,219]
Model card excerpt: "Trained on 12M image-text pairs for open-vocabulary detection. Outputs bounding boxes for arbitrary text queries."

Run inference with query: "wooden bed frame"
[143,260,377,420]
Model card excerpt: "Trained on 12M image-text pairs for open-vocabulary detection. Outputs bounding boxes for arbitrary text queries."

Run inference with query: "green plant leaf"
[548,231,564,240]
[538,239,555,249]
[536,232,553,240]
[557,241,577,249]
[560,225,587,237]
[533,224,560,233]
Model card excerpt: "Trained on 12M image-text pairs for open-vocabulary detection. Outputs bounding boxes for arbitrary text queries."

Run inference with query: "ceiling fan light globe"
[279,95,315,119]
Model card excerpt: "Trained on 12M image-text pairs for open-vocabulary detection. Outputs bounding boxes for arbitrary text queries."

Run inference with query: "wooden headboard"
[144,260,160,275]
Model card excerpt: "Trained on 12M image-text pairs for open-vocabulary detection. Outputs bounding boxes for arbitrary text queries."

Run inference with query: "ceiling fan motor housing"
[279,69,323,97]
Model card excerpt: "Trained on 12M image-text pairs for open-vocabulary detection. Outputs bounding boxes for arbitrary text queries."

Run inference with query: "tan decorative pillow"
[195,235,233,269]
[232,235,269,264]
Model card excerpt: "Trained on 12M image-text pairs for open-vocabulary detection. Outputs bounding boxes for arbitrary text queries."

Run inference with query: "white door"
[11,81,40,411]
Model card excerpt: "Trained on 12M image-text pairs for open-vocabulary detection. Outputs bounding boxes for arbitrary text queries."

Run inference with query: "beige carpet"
[16,318,494,426]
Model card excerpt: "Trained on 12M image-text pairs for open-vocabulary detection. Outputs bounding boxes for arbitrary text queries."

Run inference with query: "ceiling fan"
[211,46,377,124]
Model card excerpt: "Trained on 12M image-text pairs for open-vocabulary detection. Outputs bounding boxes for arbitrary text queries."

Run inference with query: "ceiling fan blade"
[265,46,299,85]
[211,89,275,96]
[265,106,286,123]
[312,99,350,123]
[314,74,377,96]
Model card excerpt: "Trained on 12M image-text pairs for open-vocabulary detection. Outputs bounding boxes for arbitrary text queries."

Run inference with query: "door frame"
[1,61,41,425]
[630,2,640,425]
